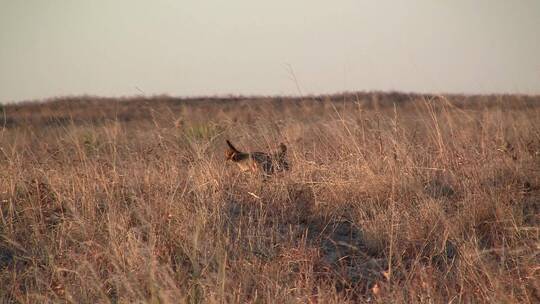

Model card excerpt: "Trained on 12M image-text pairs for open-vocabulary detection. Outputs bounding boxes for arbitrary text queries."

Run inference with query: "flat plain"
[1,93,539,303]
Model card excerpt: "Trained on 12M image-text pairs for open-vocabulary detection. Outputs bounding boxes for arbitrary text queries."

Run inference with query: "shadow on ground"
[224,181,387,300]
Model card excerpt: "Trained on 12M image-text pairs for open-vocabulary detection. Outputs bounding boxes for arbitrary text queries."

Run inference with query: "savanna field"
[0,93,539,303]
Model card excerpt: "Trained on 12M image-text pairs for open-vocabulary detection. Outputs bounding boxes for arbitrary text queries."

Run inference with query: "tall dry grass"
[1,94,539,303]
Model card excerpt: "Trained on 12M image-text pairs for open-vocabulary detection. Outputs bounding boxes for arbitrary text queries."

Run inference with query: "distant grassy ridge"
[3,91,539,128]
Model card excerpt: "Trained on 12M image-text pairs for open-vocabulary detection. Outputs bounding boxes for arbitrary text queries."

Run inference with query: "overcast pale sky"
[1,0,539,102]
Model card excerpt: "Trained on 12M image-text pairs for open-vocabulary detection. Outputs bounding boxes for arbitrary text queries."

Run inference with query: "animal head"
[225,140,240,161]
[275,143,290,172]
[279,143,287,153]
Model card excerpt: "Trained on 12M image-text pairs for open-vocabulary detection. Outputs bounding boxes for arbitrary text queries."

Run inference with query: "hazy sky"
[1,0,539,102]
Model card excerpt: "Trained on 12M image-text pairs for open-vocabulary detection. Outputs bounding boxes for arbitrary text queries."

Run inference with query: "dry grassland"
[1,93,539,303]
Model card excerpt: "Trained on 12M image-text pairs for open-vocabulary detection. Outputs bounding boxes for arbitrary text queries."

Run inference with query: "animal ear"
[226,140,240,153]
[226,139,239,160]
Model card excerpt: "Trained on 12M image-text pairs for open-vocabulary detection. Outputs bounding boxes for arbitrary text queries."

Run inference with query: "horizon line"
[5,89,540,105]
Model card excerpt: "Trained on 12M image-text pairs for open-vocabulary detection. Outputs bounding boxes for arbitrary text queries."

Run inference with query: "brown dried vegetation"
[1,93,539,303]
